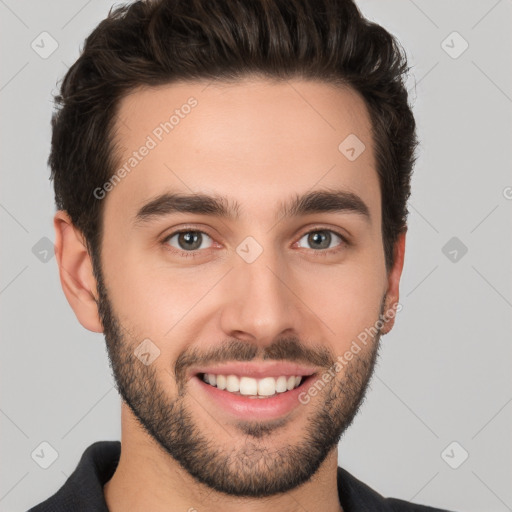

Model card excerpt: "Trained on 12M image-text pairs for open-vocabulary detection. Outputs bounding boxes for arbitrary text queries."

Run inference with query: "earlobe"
[381,231,406,335]
[53,210,104,333]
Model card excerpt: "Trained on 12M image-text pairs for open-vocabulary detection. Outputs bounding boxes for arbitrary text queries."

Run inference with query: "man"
[29,0,455,510]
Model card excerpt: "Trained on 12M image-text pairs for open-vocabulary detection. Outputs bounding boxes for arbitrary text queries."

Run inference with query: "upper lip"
[189,361,318,380]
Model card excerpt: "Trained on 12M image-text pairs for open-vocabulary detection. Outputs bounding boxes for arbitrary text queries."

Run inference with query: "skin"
[54,78,405,512]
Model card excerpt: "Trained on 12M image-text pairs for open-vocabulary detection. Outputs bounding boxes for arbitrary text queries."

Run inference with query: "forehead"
[107,78,379,222]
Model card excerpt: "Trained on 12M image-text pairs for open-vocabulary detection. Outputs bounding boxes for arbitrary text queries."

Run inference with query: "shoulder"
[337,466,456,512]
[387,497,456,512]
[27,441,120,512]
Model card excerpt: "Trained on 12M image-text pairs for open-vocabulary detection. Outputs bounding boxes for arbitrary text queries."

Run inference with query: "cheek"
[297,263,386,348]
[103,231,387,357]
[108,258,218,354]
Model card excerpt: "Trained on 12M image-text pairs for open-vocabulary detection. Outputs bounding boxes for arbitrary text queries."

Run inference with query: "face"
[91,78,401,497]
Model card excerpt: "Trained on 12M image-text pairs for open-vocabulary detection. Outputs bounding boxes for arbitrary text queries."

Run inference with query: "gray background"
[1,1,511,511]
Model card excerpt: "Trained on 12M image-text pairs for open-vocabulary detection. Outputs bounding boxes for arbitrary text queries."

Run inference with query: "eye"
[296,229,347,254]
[161,227,348,260]
[163,230,214,256]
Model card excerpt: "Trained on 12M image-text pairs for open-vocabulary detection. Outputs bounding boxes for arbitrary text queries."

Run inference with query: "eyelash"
[161,226,349,260]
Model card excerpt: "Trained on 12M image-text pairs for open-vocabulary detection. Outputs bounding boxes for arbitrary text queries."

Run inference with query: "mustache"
[174,337,334,384]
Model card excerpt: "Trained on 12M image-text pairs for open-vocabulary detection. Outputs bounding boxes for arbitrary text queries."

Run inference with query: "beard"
[93,260,384,498]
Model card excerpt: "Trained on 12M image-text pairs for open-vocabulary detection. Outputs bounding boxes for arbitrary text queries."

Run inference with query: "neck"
[104,404,344,512]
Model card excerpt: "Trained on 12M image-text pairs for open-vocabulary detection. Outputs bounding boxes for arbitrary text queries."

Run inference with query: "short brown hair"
[50,0,417,272]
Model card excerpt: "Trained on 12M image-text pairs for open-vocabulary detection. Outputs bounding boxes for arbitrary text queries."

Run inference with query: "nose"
[218,243,306,347]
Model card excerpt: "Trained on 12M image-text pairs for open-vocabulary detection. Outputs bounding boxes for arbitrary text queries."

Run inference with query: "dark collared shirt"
[28,441,454,511]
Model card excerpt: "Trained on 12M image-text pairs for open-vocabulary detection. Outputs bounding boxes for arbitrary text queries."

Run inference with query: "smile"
[201,373,303,398]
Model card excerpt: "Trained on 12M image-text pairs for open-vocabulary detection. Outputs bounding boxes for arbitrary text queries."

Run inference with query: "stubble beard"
[94,261,384,497]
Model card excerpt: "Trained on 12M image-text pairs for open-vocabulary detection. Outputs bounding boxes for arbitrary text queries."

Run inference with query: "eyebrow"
[133,188,371,226]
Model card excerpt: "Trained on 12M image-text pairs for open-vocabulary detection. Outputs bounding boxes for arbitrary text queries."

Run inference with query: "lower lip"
[191,374,316,421]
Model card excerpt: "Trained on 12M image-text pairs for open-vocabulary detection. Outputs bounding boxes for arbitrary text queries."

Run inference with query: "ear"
[380,230,406,335]
[53,210,103,333]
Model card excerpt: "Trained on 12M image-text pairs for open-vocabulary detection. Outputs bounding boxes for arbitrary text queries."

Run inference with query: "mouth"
[198,372,307,398]
[189,365,318,421]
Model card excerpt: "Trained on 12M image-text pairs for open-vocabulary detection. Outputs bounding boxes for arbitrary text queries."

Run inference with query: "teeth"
[275,376,288,393]
[216,374,227,390]
[240,376,258,395]
[201,373,304,396]
[258,377,276,396]
[226,375,240,392]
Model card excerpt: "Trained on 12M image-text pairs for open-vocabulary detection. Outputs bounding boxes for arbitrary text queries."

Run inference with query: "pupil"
[310,231,330,249]
[180,231,201,250]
